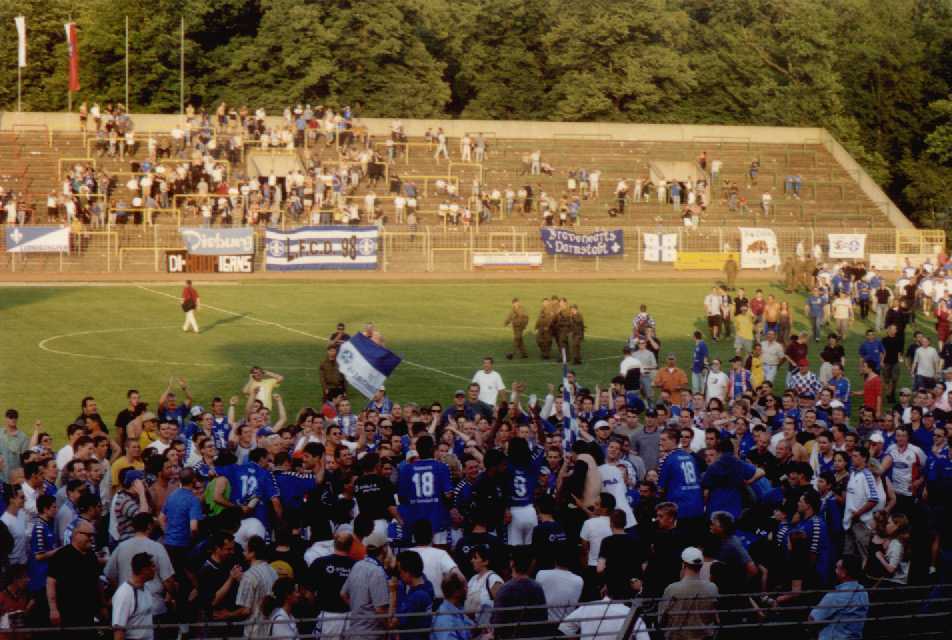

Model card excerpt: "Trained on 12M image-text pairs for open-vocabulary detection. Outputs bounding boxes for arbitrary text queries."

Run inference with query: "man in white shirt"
[843,447,882,567]
[410,521,464,600]
[559,593,637,640]
[704,359,729,403]
[579,494,614,571]
[472,358,505,406]
[760,331,785,384]
[703,287,724,341]
[112,552,157,640]
[537,552,584,622]
[912,335,941,390]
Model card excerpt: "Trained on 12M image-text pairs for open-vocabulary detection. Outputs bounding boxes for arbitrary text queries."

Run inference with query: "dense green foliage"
[1,0,951,220]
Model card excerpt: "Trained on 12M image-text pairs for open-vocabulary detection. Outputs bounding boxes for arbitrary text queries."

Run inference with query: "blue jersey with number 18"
[659,449,704,519]
[398,458,452,532]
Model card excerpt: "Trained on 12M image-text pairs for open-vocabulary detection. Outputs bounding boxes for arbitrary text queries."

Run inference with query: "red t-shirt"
[182,286,198,304]
[863,374,883,410]
[750,298,766,317]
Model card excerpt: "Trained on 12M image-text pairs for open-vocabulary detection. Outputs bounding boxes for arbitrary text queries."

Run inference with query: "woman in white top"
[263,577,300,640]
[873,513,911,585]
[464,547,502,628]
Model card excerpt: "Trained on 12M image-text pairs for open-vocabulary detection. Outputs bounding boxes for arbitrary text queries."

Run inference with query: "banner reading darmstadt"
[540,228,624,257]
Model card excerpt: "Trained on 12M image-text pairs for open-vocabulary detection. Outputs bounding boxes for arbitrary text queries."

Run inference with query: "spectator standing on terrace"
[181,280,200,334]
[434,128,449,160]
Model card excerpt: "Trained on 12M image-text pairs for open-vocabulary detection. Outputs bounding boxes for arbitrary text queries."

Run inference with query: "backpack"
[464,571,498,626]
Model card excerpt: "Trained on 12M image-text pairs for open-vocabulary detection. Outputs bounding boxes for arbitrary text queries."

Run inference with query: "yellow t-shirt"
[254,378,279,410]
[734,313,754,340]
[749,355,764,388]
[111,456,145,489]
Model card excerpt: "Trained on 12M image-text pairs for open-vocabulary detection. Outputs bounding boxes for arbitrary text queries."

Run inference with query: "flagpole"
[67,14,72,113]
[179,16,184,116]
[124,15,129,109]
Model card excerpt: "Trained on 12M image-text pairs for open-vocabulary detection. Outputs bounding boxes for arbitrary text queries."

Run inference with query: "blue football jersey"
[397,458,452,532]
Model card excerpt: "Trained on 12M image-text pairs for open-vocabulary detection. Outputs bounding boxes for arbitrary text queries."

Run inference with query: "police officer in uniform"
[504,298,529,359]
[782,256,797,293]
[569,304,586,364]
[723,255,739,291]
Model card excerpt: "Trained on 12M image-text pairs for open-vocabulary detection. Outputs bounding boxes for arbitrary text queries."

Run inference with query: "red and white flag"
[14,16,26,68]
[64,22,80,92]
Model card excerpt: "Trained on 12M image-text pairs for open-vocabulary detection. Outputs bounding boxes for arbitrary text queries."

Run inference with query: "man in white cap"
[658,547,719,640]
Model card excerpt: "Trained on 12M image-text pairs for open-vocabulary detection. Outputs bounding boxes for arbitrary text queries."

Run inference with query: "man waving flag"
[336,332,402,398]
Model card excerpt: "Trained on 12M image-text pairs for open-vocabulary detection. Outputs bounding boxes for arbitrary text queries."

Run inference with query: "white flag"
[15,16,26,68]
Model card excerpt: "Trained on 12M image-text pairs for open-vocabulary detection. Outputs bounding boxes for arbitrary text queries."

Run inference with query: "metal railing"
[0,223,944,274]
[5,584,950,639]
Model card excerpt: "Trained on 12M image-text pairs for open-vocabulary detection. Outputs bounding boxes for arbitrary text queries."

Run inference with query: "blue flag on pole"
[336,333,402,399]
[562,351,578,447]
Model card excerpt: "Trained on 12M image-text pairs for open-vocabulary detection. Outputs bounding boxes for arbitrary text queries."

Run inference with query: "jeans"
[692,371,705,394]
[875,304,889,331]
[883,362,900,401]
[915,375,936,391]
[810,314,824,341]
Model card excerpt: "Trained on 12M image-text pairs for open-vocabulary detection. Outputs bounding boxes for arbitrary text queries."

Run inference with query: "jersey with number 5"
[398,459,452,532]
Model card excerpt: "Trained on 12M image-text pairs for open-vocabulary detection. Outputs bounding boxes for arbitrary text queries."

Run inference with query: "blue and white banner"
[265,226,379,271]
[180,227,254,255]
[337,333,402,398]
[828,233,865,259]
[541,228,624,257]
[4,226,69,253]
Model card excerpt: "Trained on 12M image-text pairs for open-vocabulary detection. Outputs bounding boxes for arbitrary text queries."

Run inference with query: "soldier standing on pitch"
[554,298,573,360]
[723,255,738,291]
[535,296,555,359]
[504,298,529,359]
[181,279,200,333]
[569,304,586,364]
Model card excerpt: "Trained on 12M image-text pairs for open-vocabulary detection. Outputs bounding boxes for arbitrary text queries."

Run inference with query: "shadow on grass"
[0,287,82,313]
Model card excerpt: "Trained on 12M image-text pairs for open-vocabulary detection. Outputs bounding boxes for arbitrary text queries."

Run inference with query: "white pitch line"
[37,325,318,370]
[135,285,471,382]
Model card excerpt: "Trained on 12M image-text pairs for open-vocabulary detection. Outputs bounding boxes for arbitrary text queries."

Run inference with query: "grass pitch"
[1,279,929,443]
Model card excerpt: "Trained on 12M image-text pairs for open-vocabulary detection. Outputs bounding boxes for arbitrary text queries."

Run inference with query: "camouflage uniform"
[554,300,573,360]
[504,299,529,359]
[535,298,555,359]
[569,305,586,364]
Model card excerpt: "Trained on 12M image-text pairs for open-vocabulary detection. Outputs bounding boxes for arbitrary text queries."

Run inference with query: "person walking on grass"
[182,280,200,334]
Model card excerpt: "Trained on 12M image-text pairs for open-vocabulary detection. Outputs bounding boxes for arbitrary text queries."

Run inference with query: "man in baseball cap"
[658,546,719,635]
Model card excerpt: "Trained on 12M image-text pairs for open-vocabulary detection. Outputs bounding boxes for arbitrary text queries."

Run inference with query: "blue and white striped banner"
[4,226,69,253]
[337,333,402,398]
[265,225,379,271]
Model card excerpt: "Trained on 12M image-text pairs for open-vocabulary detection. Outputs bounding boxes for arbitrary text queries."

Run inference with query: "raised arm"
[272,394,287,430]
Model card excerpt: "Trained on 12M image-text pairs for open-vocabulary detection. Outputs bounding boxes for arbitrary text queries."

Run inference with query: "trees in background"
[0,0,950,222]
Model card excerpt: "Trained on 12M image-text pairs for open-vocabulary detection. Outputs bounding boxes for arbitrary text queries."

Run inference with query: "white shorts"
[507,504,538,546]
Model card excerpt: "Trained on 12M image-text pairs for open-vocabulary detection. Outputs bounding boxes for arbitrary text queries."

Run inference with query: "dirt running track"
[0,267,758,285]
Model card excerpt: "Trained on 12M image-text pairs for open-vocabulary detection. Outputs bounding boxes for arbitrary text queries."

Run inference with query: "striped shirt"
[843,468,880,529]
